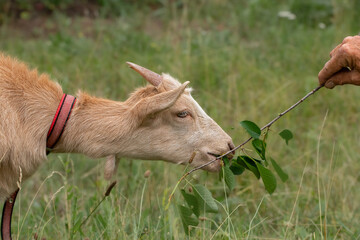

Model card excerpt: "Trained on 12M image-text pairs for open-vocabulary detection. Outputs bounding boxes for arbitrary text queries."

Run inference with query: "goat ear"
[132,81,190,120]
[127,62,162,87]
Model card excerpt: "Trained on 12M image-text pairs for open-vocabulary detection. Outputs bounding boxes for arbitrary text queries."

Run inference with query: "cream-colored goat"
[0,54,234,199]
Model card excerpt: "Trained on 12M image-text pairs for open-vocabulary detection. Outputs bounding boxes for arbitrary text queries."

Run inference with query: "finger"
[325,70,360,89]
[318,55,347,86]
[342,36,355,44]
[329,43,342,58]
[331,36,358,58]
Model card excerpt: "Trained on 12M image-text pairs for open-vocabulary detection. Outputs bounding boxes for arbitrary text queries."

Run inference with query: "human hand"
[318,35,360,89]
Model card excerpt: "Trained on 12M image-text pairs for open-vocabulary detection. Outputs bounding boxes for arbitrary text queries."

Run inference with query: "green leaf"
[256,162,277,194]
[229,162,245,175]
[252,139,266,160]
[237,156,261,179]
[279,129,293,145]
[193,185,218,213]
[244,160,261,179]
[223,165,235,191]
[240,120,261,139]
[181,189,200,217]
[270,158,289,182]
[178,205,199,234]
[223,157,230,166]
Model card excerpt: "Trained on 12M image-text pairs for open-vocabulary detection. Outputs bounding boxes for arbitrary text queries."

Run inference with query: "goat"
[0,53,234,200]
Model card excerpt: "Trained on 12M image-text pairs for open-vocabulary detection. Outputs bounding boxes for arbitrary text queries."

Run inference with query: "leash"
[1,93,76,240]
[1,190,18,240]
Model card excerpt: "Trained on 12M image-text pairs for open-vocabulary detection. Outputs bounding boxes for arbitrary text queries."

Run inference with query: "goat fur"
[0,54,182,198]
[0,53,234,199]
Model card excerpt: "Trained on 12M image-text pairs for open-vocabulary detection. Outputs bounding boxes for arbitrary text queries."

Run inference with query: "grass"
[1,0,360,239]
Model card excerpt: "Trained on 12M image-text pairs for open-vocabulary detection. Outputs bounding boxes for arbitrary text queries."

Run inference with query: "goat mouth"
[207,152,234,160]
[207,152,220,158]
[203,152,222,172]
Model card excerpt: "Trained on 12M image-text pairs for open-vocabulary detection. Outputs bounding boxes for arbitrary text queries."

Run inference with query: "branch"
[184,85,323,177]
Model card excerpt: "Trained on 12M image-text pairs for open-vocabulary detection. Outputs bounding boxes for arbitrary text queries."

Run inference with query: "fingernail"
[325,81,335,89]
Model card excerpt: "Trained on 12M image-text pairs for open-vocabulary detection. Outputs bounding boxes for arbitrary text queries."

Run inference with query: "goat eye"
[177,111,189,118]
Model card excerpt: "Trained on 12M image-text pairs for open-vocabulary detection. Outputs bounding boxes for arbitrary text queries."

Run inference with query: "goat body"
[0,54,234,199]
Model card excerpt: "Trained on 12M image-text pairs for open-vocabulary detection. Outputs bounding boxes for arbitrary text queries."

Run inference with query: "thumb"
[325,70,360,89]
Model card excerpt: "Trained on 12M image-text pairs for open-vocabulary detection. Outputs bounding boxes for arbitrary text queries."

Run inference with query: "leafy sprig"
[178,120,292,234]
[175,85,323,234]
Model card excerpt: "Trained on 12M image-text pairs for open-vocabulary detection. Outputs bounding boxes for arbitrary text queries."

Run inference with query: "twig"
[183,85,323,177]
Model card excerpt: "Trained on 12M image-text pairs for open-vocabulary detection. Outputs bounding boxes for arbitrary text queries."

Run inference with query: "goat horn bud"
[126,62,162,87]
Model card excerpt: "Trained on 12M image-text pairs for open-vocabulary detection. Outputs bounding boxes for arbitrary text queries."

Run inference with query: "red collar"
[46,93,76,153]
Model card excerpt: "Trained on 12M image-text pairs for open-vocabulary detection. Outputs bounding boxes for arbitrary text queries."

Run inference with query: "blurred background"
[1,0,360,239]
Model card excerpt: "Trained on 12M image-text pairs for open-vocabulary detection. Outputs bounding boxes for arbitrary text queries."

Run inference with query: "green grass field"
[1,0,360,239]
